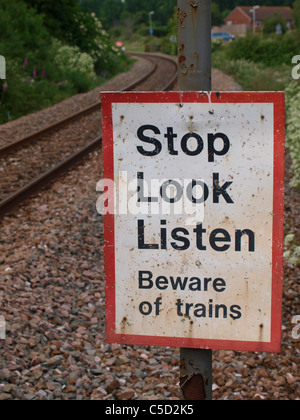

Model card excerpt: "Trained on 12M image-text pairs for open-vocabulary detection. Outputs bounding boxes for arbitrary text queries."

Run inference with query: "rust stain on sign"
[101,91,285,353]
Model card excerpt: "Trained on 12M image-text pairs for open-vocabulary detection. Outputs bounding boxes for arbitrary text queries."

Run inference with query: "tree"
[263,13,287,34]
[293,0,300,28]
[0,0,51,63]
[24,0,113,59]
[219,0,293,10]
[24,0,79,40]
[97,0,125,29]
[212,2,224,26]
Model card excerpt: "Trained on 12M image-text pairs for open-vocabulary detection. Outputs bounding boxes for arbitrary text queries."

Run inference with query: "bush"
[160,38,177,56]
[0,0,52,68]
[144,37,162,53]
[212,49,289,91]
[211,39,223,53]
[0,59,72,122]
[285,81,300,188]
[263,13,287,35]
[53,41,97,92]
[225,32,298,67]
[54,43,95,77]
[0,0,131,123]
[70,12,131,78]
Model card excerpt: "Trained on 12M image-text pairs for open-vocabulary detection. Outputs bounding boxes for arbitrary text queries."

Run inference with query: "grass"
[212,49,291,92]
[212,41,300,267]
[123,38,147,52]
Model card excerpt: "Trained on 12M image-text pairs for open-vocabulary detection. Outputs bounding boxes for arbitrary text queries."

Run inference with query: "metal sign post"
[177,0,212,401]
[177,0,212,92]
[100,0,285,403]
[101,91,284,365]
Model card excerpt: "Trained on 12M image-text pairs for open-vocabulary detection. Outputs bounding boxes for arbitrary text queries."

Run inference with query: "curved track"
[0,53,177,218]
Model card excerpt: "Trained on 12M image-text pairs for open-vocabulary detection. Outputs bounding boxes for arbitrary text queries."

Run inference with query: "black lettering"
[209,228,231,252]
[160,180,183,204]
[185,303,193,317]
[181,132,204,156]
[213,173,234,204]
[160,219,167,249]
[204,277,212,291]
[156,276,168,290]
[208,132,230,162]
[139,301,152,315]
[213,278,226,293]
[137,125,161,156]
[138,271,153,289]
[193,223,207,250]
[176,299,184,316]
[209,299,214,318]
[171,228,190,250]
[154,297,162,315]
[170,276,189,290]
[137,172,158,202]
[164,127,178,155]
[189,277,201,291]
[230,305,242,320]
[186,180,209,204]
[194,303,206,318]
[215,304,228,318]
[138,219,159,249]
[235,229,255,252]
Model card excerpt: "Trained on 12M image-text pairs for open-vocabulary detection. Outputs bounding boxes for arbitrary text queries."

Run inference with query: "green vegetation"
[283,233,300,266]
[79,0,294,31]
[211,16,300,193]
[0,0,299,198]
[284,81,300,264]
[0,0,298,264]
[225,32,298,67]
[78,0,294,56]
[0,0,131,123]
[210,0,300,265]
[286,81,300,189]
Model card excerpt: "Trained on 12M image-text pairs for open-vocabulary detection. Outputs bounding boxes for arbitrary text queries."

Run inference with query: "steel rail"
[0,53,178,218]
[0,55,157,156]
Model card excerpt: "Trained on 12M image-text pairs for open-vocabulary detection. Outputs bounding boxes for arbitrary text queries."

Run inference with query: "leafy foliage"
[262,13,288,34]
[225,32,298,67]
[286,81,300,188]
[0,0,130,123]
[212,22,300,189]
[24,0,79,41]
[79,0,295,29]
[0,0,51,65]
[294,0,300,28]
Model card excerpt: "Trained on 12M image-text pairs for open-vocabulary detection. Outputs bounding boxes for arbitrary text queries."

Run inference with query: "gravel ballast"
[0,58,299,400]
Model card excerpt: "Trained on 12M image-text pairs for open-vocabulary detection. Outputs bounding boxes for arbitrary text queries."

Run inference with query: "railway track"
[0,53,177,218]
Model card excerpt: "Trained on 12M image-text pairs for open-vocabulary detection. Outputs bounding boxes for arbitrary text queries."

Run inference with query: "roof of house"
[237,6,293,21]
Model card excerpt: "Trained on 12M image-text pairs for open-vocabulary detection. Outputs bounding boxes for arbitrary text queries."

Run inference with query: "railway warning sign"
[100,91,285,352]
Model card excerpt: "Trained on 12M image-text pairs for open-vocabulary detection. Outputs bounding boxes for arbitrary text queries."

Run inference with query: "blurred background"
[0,0,299,197]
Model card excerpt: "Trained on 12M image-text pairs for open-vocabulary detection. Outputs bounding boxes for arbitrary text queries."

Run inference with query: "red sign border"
[101,91,285,353]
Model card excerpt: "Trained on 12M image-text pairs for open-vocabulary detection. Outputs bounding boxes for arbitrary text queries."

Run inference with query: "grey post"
[177,0,213,401]
[0,55,6,80]
[177,0,212,92]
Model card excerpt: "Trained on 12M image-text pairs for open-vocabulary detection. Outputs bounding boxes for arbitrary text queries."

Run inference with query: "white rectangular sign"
[100,91,285,352]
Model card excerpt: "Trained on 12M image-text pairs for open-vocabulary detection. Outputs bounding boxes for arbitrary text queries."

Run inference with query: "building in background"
[224,6,293,34]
